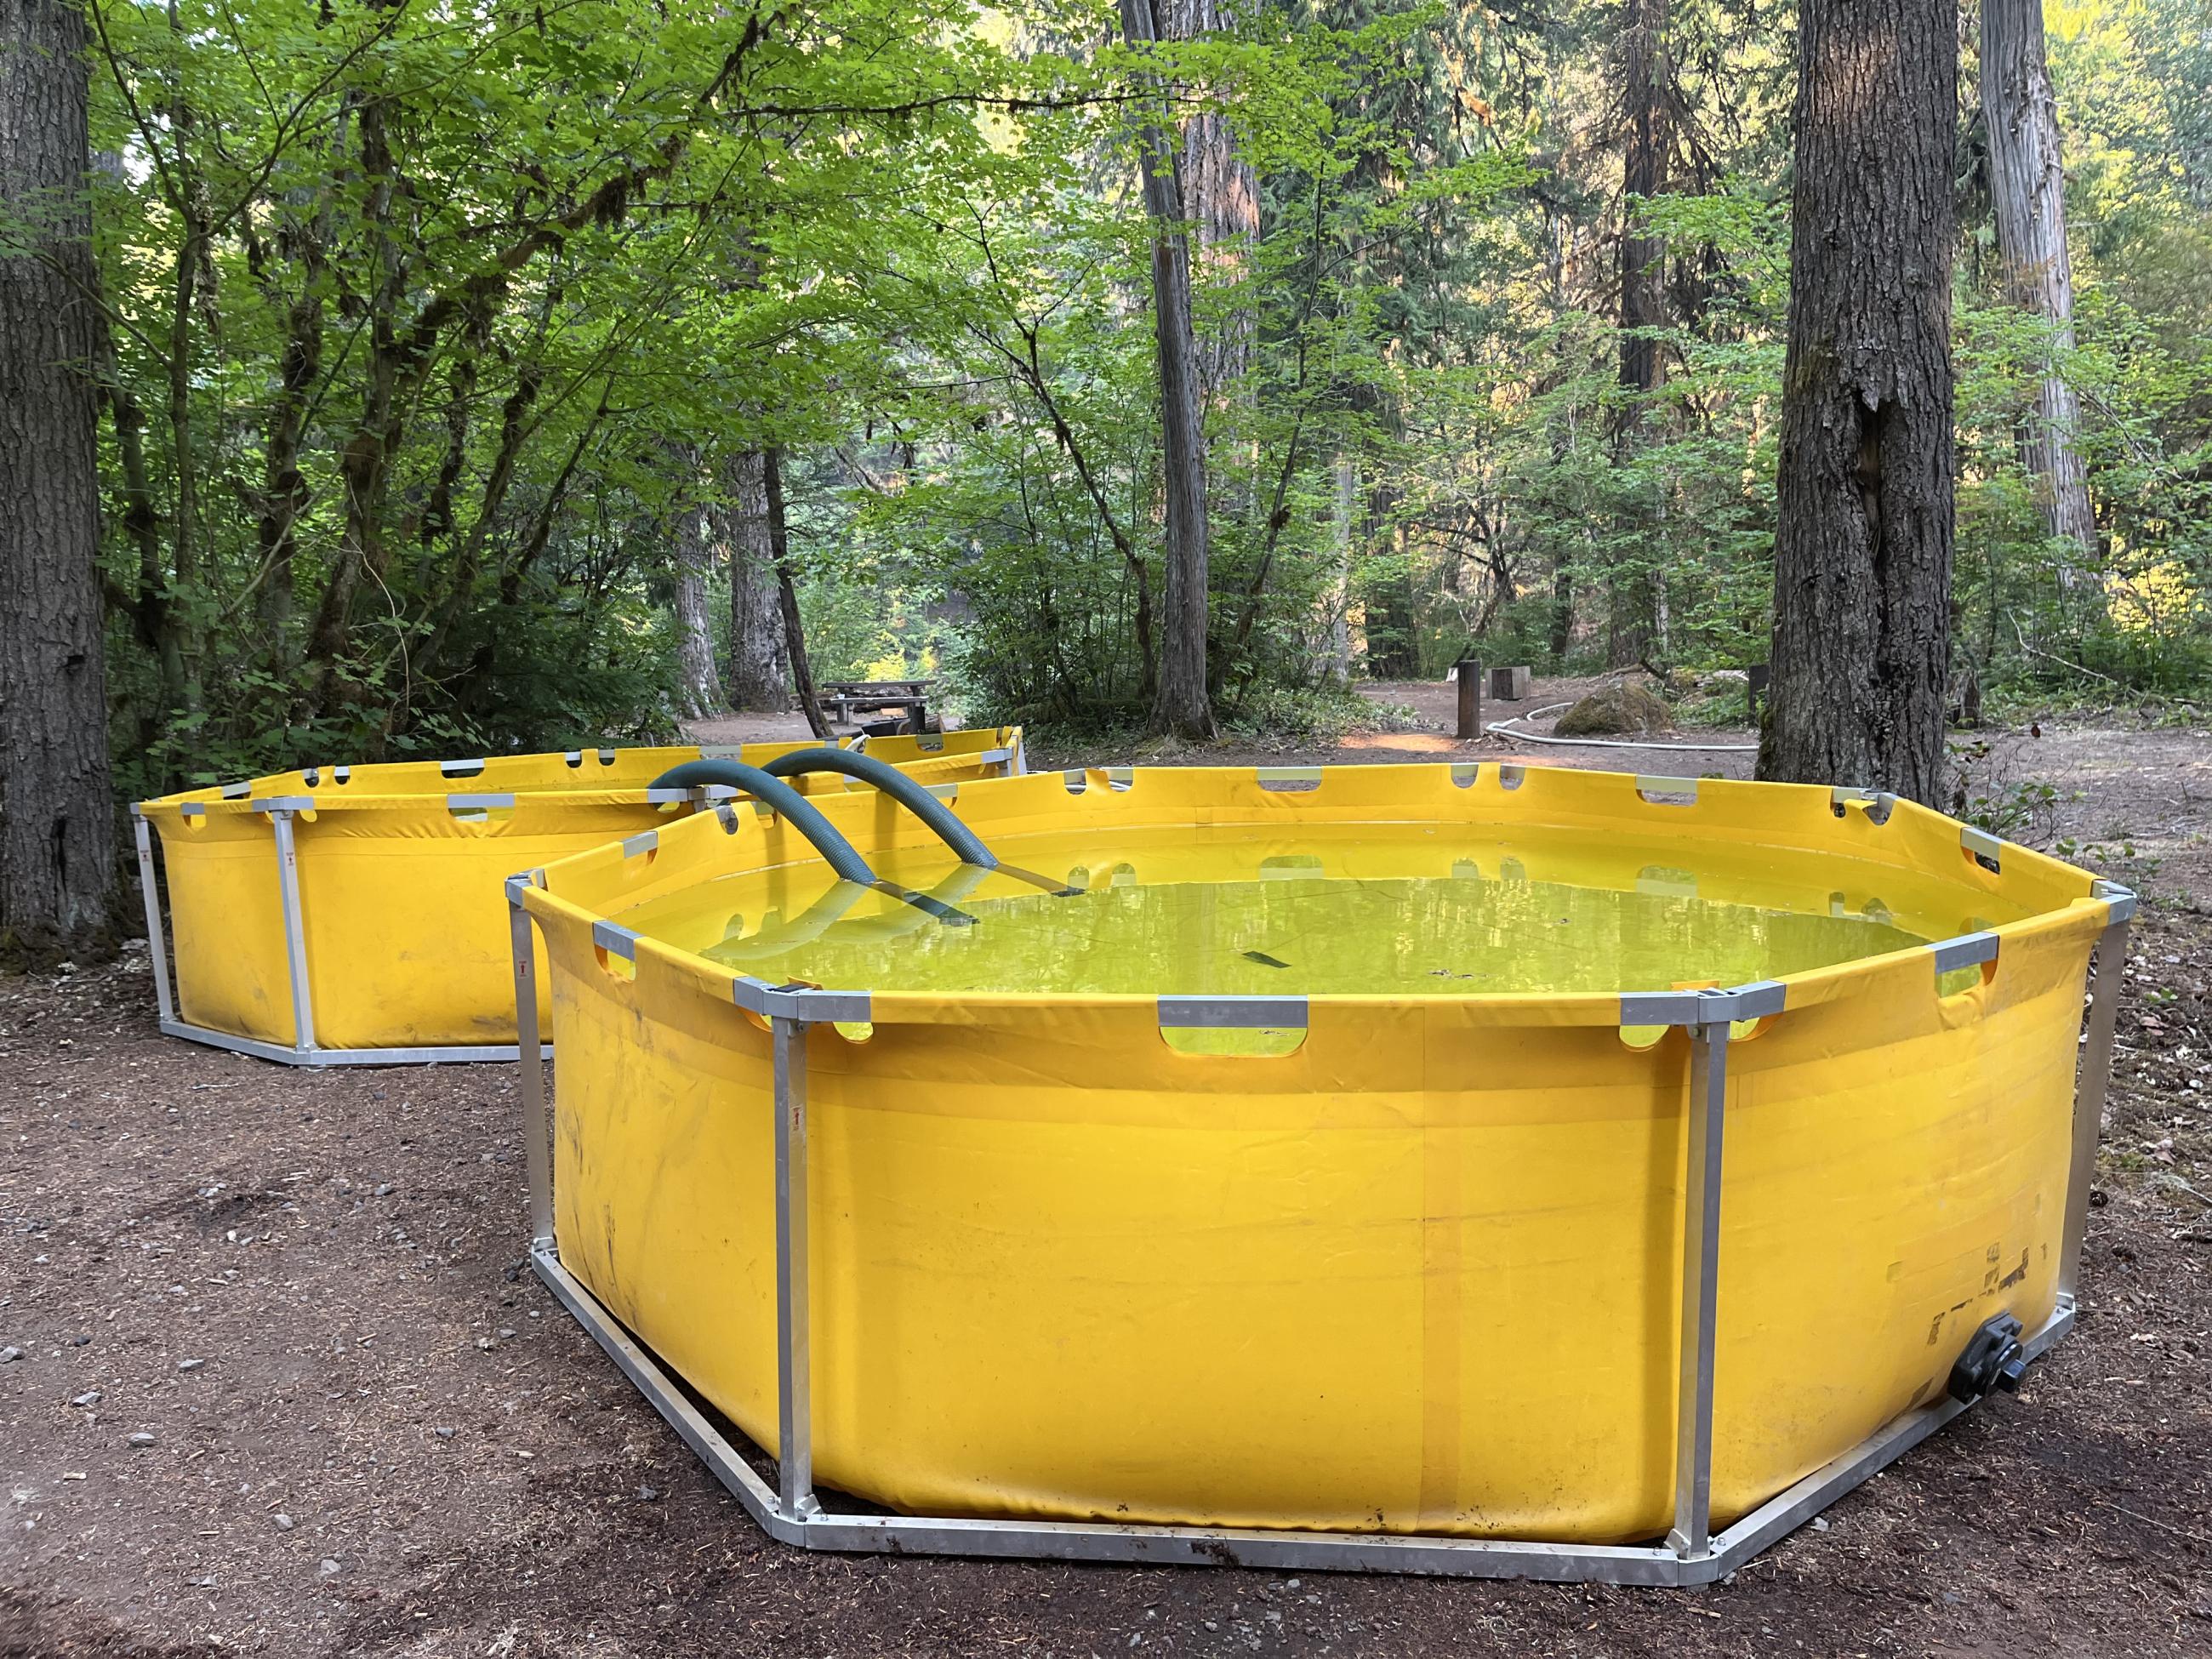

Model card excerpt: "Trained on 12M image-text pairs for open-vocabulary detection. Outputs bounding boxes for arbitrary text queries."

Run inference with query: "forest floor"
[4,677,2210,1657]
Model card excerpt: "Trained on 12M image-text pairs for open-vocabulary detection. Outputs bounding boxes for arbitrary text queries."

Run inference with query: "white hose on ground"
[1486,701,1761,754]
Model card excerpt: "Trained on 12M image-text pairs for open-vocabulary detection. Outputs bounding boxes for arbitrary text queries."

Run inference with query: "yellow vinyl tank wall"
[520,763,2115,1542]
[137,729,1020,1052]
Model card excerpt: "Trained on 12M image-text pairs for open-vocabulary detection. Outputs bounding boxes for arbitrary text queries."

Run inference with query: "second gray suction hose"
[760,748,998,868]
[647,748,996,871]
[644,758,877,884]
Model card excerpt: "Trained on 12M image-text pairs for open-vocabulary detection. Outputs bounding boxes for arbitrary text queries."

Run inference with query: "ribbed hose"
[646,759,875,886]
[758,747,998,868]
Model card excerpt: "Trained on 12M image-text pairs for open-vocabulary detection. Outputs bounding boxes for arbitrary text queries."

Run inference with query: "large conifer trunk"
[1983,0,2095,566]
[1616,0,1669,413]
[1122,0,1216,738]
[720,448,790,711]
[1761,0,1957,804]
[670,470,721,721]
[1163,0,1257,403]
[1,0,116,943]
[1611,0,1670,667]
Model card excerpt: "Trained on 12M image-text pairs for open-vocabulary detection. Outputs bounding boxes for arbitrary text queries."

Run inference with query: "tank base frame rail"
[508,874,2136,1585]
[130,801,552,1067]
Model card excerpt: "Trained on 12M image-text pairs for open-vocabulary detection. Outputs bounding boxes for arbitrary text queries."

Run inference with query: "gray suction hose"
[711,862,994,964]
[647,758,875,886]
[759,747,999,868]
[761,746,1079,895]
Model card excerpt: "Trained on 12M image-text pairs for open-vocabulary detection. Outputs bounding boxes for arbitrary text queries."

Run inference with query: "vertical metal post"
[1670,1013,1730,1560]
[509,886,554,1251]
[130,811,177,1026]
[1455,659,1484,741]
[773,1015,818,1519]
[269,809,316,1053]
[2060,920,2130,1303]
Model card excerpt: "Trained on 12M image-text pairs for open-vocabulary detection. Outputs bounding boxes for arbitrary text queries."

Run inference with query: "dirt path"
[4,699,2209,1657]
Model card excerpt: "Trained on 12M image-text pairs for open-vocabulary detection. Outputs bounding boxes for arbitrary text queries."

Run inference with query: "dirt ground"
[5,678,2210,1657]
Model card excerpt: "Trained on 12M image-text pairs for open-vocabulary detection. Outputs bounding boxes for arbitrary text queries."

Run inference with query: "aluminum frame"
[131,798,559,1068]
[510,878,2135,1584]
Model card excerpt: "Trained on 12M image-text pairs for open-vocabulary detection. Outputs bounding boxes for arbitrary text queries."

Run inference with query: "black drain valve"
[1947,1313,2027,1403]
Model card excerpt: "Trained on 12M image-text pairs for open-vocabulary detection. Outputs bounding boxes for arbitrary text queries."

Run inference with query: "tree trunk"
[720,448,790,710]
[1,0,117,944]
[763,448,834,742]
[1611,0,1670,670]
[305,94,404,714]
[1549,557,1576,661]
[1761,0,1957,804]
[1982,0,2095,570]
[1122,0,1216,739]
[670,463,721,721]
[1162,0,1257,406]
[160,1,208,714]
[1316,450,1356,684]
[1616,0,1669,415]
[1356,461,1417,677]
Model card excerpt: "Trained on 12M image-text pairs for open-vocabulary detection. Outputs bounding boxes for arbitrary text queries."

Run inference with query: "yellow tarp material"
[136,729,1020,1050]
[522,762,2112,1542]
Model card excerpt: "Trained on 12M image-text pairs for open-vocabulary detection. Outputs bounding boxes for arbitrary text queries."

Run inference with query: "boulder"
[1554,683,1676,737]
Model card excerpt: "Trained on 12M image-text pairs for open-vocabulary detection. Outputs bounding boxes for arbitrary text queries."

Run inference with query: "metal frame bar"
[511,906,2124,1585]
[1669,1013,1729,1561]
[130,809,178,1027]
[772,1016,818,1519]
[152,1021,545,1067]
[510,877,555,1250]
[132,801,552,1068]
[268,808,317,1052]
[2061,906,2131,1302]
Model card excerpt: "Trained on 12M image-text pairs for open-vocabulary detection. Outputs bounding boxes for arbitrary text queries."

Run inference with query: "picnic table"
[814,678,936,733]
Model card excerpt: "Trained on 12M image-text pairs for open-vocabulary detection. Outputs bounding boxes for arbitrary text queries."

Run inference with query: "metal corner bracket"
[733,978,872,1024]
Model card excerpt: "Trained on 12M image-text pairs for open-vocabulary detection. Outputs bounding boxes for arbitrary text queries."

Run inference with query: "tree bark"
[159,0,208,713]
[304,94,406,712]
[763,448,834,742]
[1161,0,1257,406]
[1611,0,1670,668]
[1548,557,1576,661]
[1317,450,1356,684]
[669,458,721,721]
[1982,0,2095,568]
[1761,0,1958,804]
[1,0,117,943]
[1356,459,1417,677]
[1122,0,1216,739]
[720,447,790,710]
[1616,0,1669,417]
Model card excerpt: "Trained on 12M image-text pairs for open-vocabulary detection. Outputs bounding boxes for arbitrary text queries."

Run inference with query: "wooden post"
[1456,659,1484,741]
